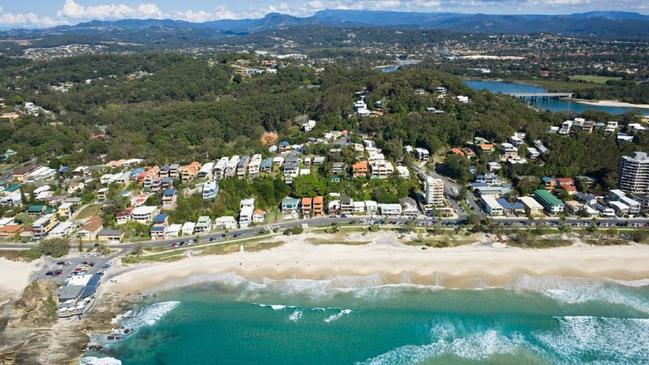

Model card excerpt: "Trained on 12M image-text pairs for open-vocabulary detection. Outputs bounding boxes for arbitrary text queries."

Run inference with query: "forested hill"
[3,10,649,43]
[0,53,646,184]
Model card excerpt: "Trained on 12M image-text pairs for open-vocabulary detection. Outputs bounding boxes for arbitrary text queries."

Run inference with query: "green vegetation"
[509,232,572,248]
[75,204,101,220]
[569,75,623,84]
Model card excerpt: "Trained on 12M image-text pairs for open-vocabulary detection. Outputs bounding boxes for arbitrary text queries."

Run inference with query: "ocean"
[82,273,649,365]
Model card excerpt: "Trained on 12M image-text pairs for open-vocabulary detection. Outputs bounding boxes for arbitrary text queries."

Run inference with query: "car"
[56,261,66,265]
[53,269,63,276]
[101,262,112,269]
[45,271,54,276]
[89,262,95,267]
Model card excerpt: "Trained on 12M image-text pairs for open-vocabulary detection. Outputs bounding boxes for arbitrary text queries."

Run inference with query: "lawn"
[75,204,101,220]
[569,75,622,84]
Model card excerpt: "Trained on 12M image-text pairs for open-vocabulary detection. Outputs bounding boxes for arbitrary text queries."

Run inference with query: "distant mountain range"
[4,9,649,41]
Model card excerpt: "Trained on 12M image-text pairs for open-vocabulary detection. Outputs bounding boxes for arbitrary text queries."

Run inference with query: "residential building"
[202,180,218,200]
[475,173,500,186]
[283,154,300,183]
[370,160,394,179]
[77,216,103,241]
[556,177,577,195]
[164,224,182,238]
[161,188,177,209]
[0,224,23,238]
[496,198,526,215]
[236,155,250,179]
[48,221,78,239]
[481,195,504,216]
[260,158,273,173]
[181,222,196,235]
[281,197,300,215]
[194,216,212,234]
[352,160,368,178]
[301,197,312,217]
[197,162,214,179]
[225,155,240,178]
[248,154,262,178]
[253,209,265,223]
[312,196,324,216]
[115,207,134,225]
[340,196,354,215]
[214,157,229,179]
[619,152,649,195]
[96,228,124,243]
[331,162,347,175]
[400,198,419,217]
[414,148,430,162]
[519,196,544,216]
[534,190,565,214]
[378,203,402,216]
[609,201,630,216]
[425,177,444,206]
[396,166,410,179]
[32,214,58,240]
[131,206,159,224]
[609,189,642,215]
[58,202,73,218]
[239,198,255,228]
[168,164,180,179]
[214,216,237,230]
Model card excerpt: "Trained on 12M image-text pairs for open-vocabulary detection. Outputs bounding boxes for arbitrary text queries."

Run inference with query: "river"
[465,80,649,116]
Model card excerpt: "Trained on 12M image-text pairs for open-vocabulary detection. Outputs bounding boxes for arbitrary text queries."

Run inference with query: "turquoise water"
[465,80,649,116]
[84,273,649,365]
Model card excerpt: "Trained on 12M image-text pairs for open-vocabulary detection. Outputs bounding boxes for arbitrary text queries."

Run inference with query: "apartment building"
[202,180,218,200]
[225,155,240,178]
[32,214,58,240]
[619,152,649,195]
[213,157,229,179]
[424,177,444,206]
[352,161,368,178]
[248,154,262,178]
[370,160,394,179]
[236,155,250,179]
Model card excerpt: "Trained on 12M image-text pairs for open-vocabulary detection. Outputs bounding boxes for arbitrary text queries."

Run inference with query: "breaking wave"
[324,309,352,323]
[288,310,303,322]
[505,274,649,314]
[79,357,122,365]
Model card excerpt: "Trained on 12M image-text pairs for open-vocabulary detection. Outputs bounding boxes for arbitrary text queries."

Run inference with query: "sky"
[0,0,647,28]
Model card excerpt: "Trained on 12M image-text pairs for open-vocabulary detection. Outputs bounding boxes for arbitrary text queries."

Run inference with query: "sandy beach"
[0,258,40,295]
[571,98,649,109]
[101,232,649,297]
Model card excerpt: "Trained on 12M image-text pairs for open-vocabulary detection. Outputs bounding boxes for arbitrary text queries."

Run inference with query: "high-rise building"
[425,177,444,206]
[619,152,649,194]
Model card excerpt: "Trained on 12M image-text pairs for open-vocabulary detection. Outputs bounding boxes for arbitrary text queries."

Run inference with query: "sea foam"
[79,356,122,365]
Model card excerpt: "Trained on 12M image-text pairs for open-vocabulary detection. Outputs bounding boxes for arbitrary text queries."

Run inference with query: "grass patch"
[569,75,622,84]
[509,232,572,248]
[307,238,371,246]
[243,241,284,252]
[122,250,186,264]
[0,248,40,262]
[75,204,101,220]
[584,238,628,246]
[403,235,474,248]
[517,78,604,92]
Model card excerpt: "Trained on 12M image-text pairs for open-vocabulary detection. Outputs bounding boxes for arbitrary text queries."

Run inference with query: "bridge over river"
[506,92,574,99]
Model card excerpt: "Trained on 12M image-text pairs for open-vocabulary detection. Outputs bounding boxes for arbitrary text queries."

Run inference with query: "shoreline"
[570,98,649,109]
[100,232,649,298]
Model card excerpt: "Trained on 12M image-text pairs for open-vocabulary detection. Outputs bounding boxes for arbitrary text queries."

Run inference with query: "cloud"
[0,6,63,27]
[57,0,162,20]
[174,7,239,22]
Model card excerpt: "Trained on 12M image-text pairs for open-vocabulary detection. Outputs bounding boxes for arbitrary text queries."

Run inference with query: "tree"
[37,238,70,258]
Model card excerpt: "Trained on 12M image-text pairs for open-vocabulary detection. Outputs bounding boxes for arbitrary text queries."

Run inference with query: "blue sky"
[0,0,648,27]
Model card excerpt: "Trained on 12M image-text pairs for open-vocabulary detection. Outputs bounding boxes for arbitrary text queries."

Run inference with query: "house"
[370,160,394,179]
[500,143,519,161]
[281,197,300,215]
[352,161,368,178]
[352,201,365,214]
[67,181,85,194]
[302,119,317,132]
[181,222,196,235]
[58,202,74,218]
[202,181,218,200]
[555,177,577,195]
[487,162,501,172]
[150,225,166,240]
[301,197,312,217]
[378,203,402,216]
[527,147,540,160]
[225,156,240,178]
[48,221,78,238]
[195,216,212,234]
[214,157,229,179]
[161,189,177,209]
[456,95,470,103]
[27,204,47,217]
[32,214,58,240]
[0,224,24,238]
[77,216,103,240]
[253,209,266,223]
[12,165,37,183]
[131,206,159,224]
[414,148,430,162]
[283,154,301,183]
[239,198,255,228]
[400,198,419,217]
[214,216,237,230]
[248,154,262,178]
[534,190,565,214]
[340,196,354,215]
[364,200,378,216]
[237,155,250,179]
[475,173,501,186]
[496,198,526,215]
[478,144,495,153]
[115,207,134,225]
[449,147,465,157]
[331,162,347,175]
[153,213,168,226]
[197,162,214,179]
[396,166,410,179]
[260,158,273,173]
[481,195,504,216]
[164,224,182,238]
[542,177,556,191]
[179,162,201,182]
[519,196,544,216]
[312,196,324,216]
[97,228,124,243]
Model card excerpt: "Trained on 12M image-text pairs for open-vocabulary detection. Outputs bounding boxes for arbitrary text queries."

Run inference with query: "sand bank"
[102,232,649,296]
[0,258,39,295]
[572,98,649,109]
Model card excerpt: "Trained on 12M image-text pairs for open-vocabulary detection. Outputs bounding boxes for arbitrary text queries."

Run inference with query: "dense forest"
[0,53,647,189]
